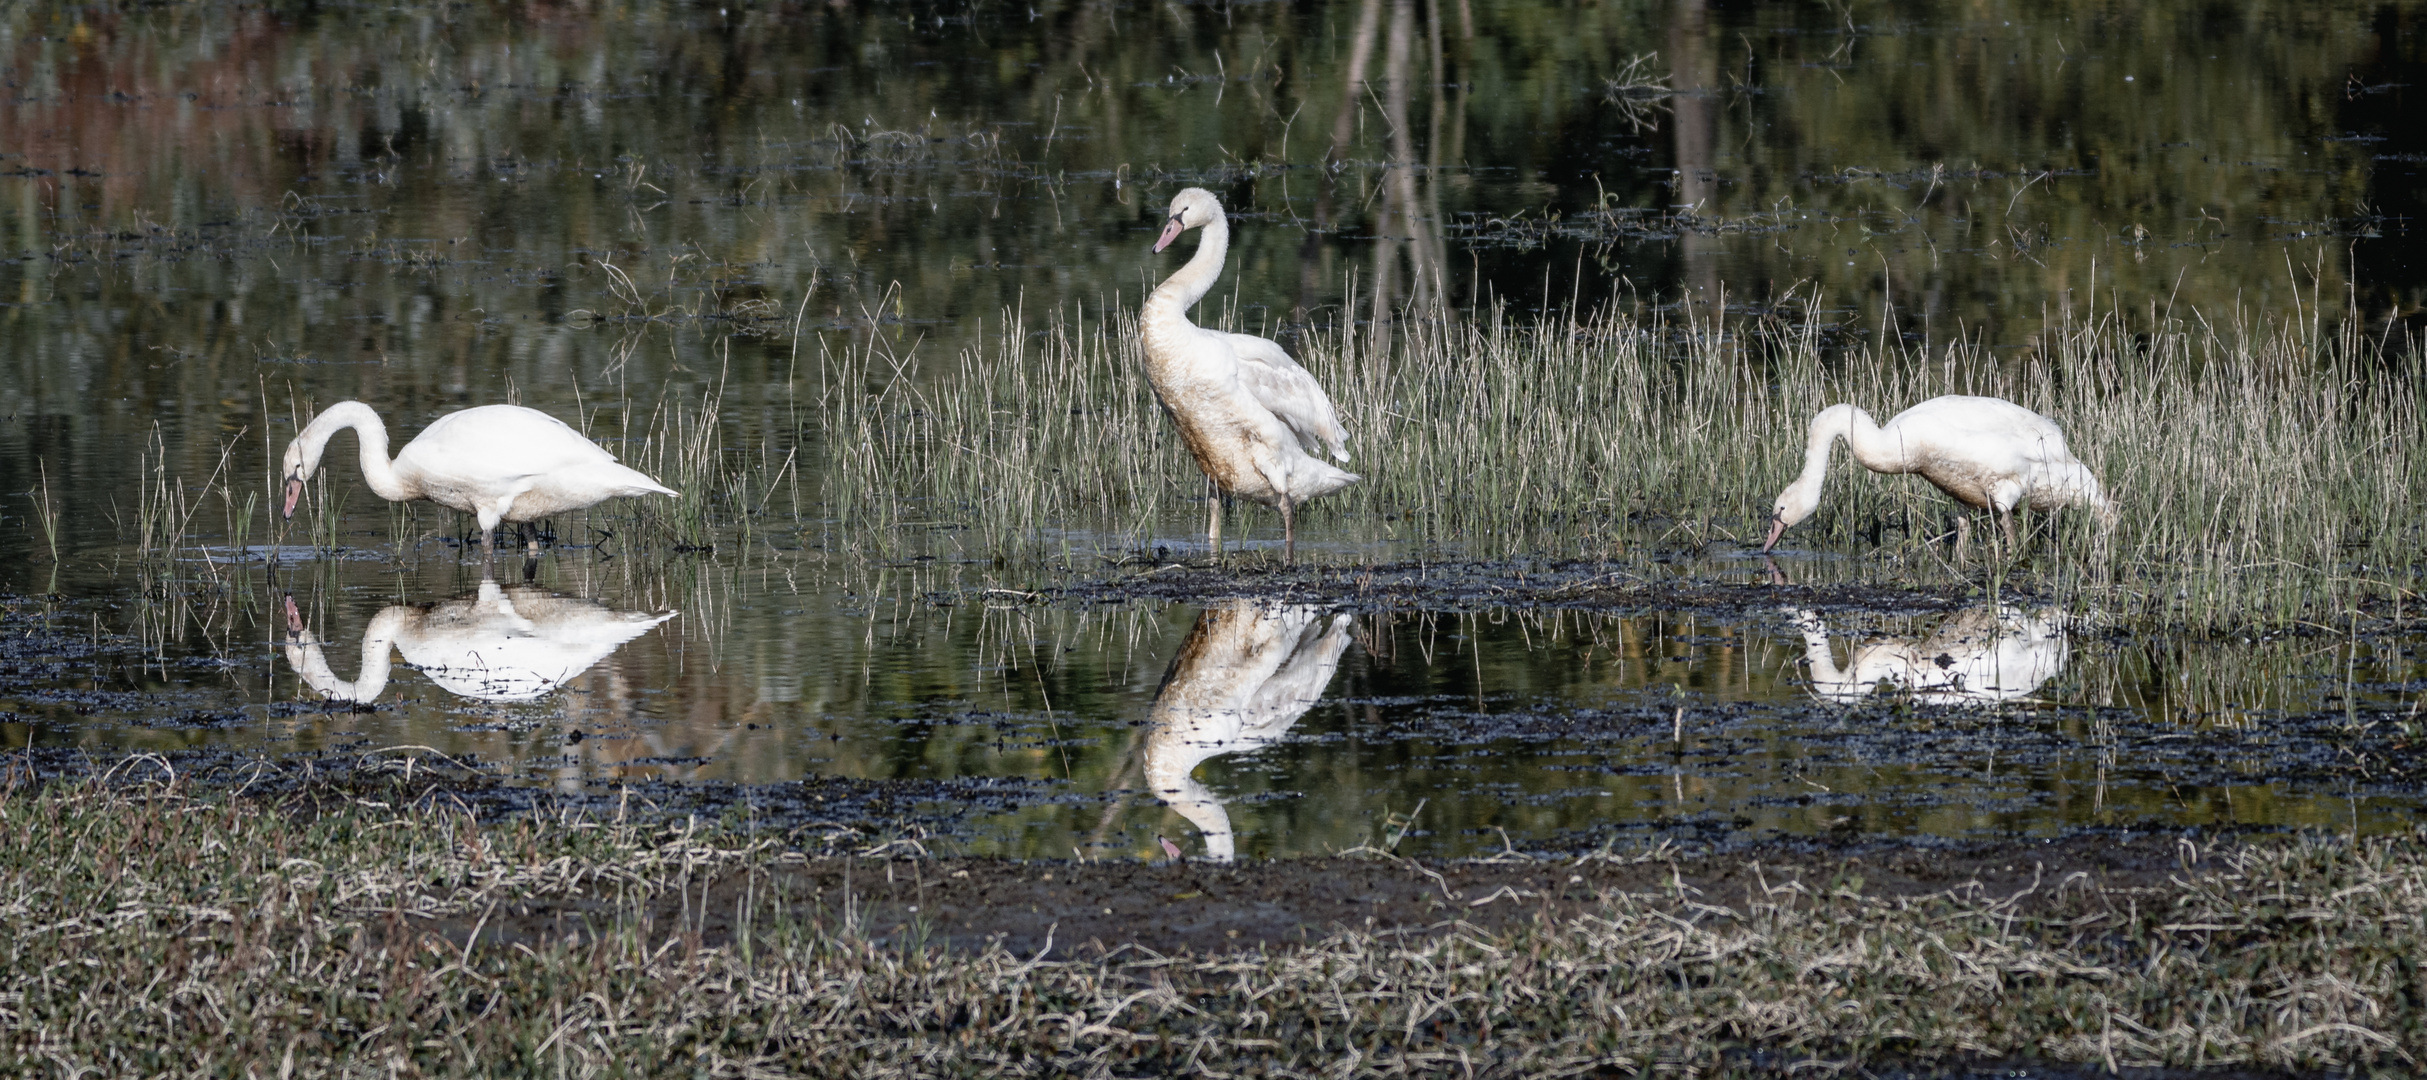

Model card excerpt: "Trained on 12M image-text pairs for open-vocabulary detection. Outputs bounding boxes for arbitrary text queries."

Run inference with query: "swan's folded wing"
[407,408,624,477]
[1222,332,1352,461]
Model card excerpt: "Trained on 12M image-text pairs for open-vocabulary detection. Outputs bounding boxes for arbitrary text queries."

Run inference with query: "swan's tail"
[599,462,677,498]
[1297,462,1360,502]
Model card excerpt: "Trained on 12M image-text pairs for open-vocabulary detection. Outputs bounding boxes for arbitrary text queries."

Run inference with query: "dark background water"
[0,0,2422,857]
[4,0,2422,537]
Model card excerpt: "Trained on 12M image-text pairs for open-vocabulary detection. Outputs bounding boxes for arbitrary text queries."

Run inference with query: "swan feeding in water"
[279,401,675,558]
[1761,395,2116,556]
[1142,187,1358,563]
[1144,601,1355,862]
[281,585,675,704]
[1783,603,2068,705]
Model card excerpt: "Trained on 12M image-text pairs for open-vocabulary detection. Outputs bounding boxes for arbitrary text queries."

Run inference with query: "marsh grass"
[7,775,2425,1076]
[627,382,728,553]
[796,284,2423,630]
[127,276,2417,638]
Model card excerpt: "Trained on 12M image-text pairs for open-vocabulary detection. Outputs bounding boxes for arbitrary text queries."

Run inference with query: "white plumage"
[1142,187,1358,561]
[1761,394,2116,554]
[279,401,675,557]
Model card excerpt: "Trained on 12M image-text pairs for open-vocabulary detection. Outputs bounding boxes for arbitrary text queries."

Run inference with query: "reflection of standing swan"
[1145,602,1355,861]
[279,401,676,558]
[1785,604,2068,704]
[1760,396,2116,555]
[282,584,675,704]
[1143,187,1359,562]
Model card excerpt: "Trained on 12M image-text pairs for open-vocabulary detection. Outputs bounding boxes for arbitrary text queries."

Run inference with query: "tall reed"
[27,459,59,562]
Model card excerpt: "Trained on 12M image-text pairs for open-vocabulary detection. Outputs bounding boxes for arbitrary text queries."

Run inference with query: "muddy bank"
[0,745,2264,956]
[1046,557,1975,616]
[434,831,2227,959]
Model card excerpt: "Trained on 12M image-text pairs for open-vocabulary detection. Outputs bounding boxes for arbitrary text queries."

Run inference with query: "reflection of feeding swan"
[282,584,676,704]
[1143,187,1358,562]
[1785,604,2067,704]
[1761,395,2116,555]
[1145,602,1355,862]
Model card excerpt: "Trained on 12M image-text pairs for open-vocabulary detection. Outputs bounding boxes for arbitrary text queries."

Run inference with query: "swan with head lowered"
[1143,187,1358,563]
[279,401,675,558]
[1760,394,2117,556]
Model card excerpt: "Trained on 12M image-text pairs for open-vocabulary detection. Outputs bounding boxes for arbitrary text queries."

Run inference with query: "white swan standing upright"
[282,586,676,704]
[1143,188,1359,562]
[1761,395,2117,555]
[1144,602,1355,862]
[1784,604,2068,705]
[279,401,676,558]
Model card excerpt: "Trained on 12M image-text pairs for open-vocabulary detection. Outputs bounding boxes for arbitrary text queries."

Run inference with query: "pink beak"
[1153,217,1184,253]
[1759,515,1788,554]
[283,595,304,635]
[282,477,303,519]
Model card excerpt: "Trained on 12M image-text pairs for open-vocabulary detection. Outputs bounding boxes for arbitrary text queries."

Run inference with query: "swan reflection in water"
[1145,602,1354,862]
[1785,604,2068,705]
[282,581,676,704]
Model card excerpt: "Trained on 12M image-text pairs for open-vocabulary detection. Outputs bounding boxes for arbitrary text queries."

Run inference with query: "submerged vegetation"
[5,776,2424,1076]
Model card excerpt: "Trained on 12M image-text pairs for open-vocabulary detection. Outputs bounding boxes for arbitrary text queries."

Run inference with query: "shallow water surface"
[5,548,2421,859]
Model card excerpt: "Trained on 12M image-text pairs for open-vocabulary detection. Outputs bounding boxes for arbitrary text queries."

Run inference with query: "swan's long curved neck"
[1146,211,1229,319]
[1783,403,1917,511]
[300,402,416,502]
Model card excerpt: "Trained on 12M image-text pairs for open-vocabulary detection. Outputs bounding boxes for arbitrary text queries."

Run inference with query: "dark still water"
[5,552,2422,859]
[0,1,2423,855]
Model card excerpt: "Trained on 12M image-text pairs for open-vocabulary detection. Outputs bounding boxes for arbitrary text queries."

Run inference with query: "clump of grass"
[7,775,2426,1075]
[813,299,1173,558]
[628,381,729,553]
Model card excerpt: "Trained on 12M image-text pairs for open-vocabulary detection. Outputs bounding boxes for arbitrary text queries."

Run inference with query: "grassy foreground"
[5,776,2423,1077]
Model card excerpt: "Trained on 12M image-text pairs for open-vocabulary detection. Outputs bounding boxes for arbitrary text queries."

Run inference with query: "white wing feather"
[1221,331,1351,462]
